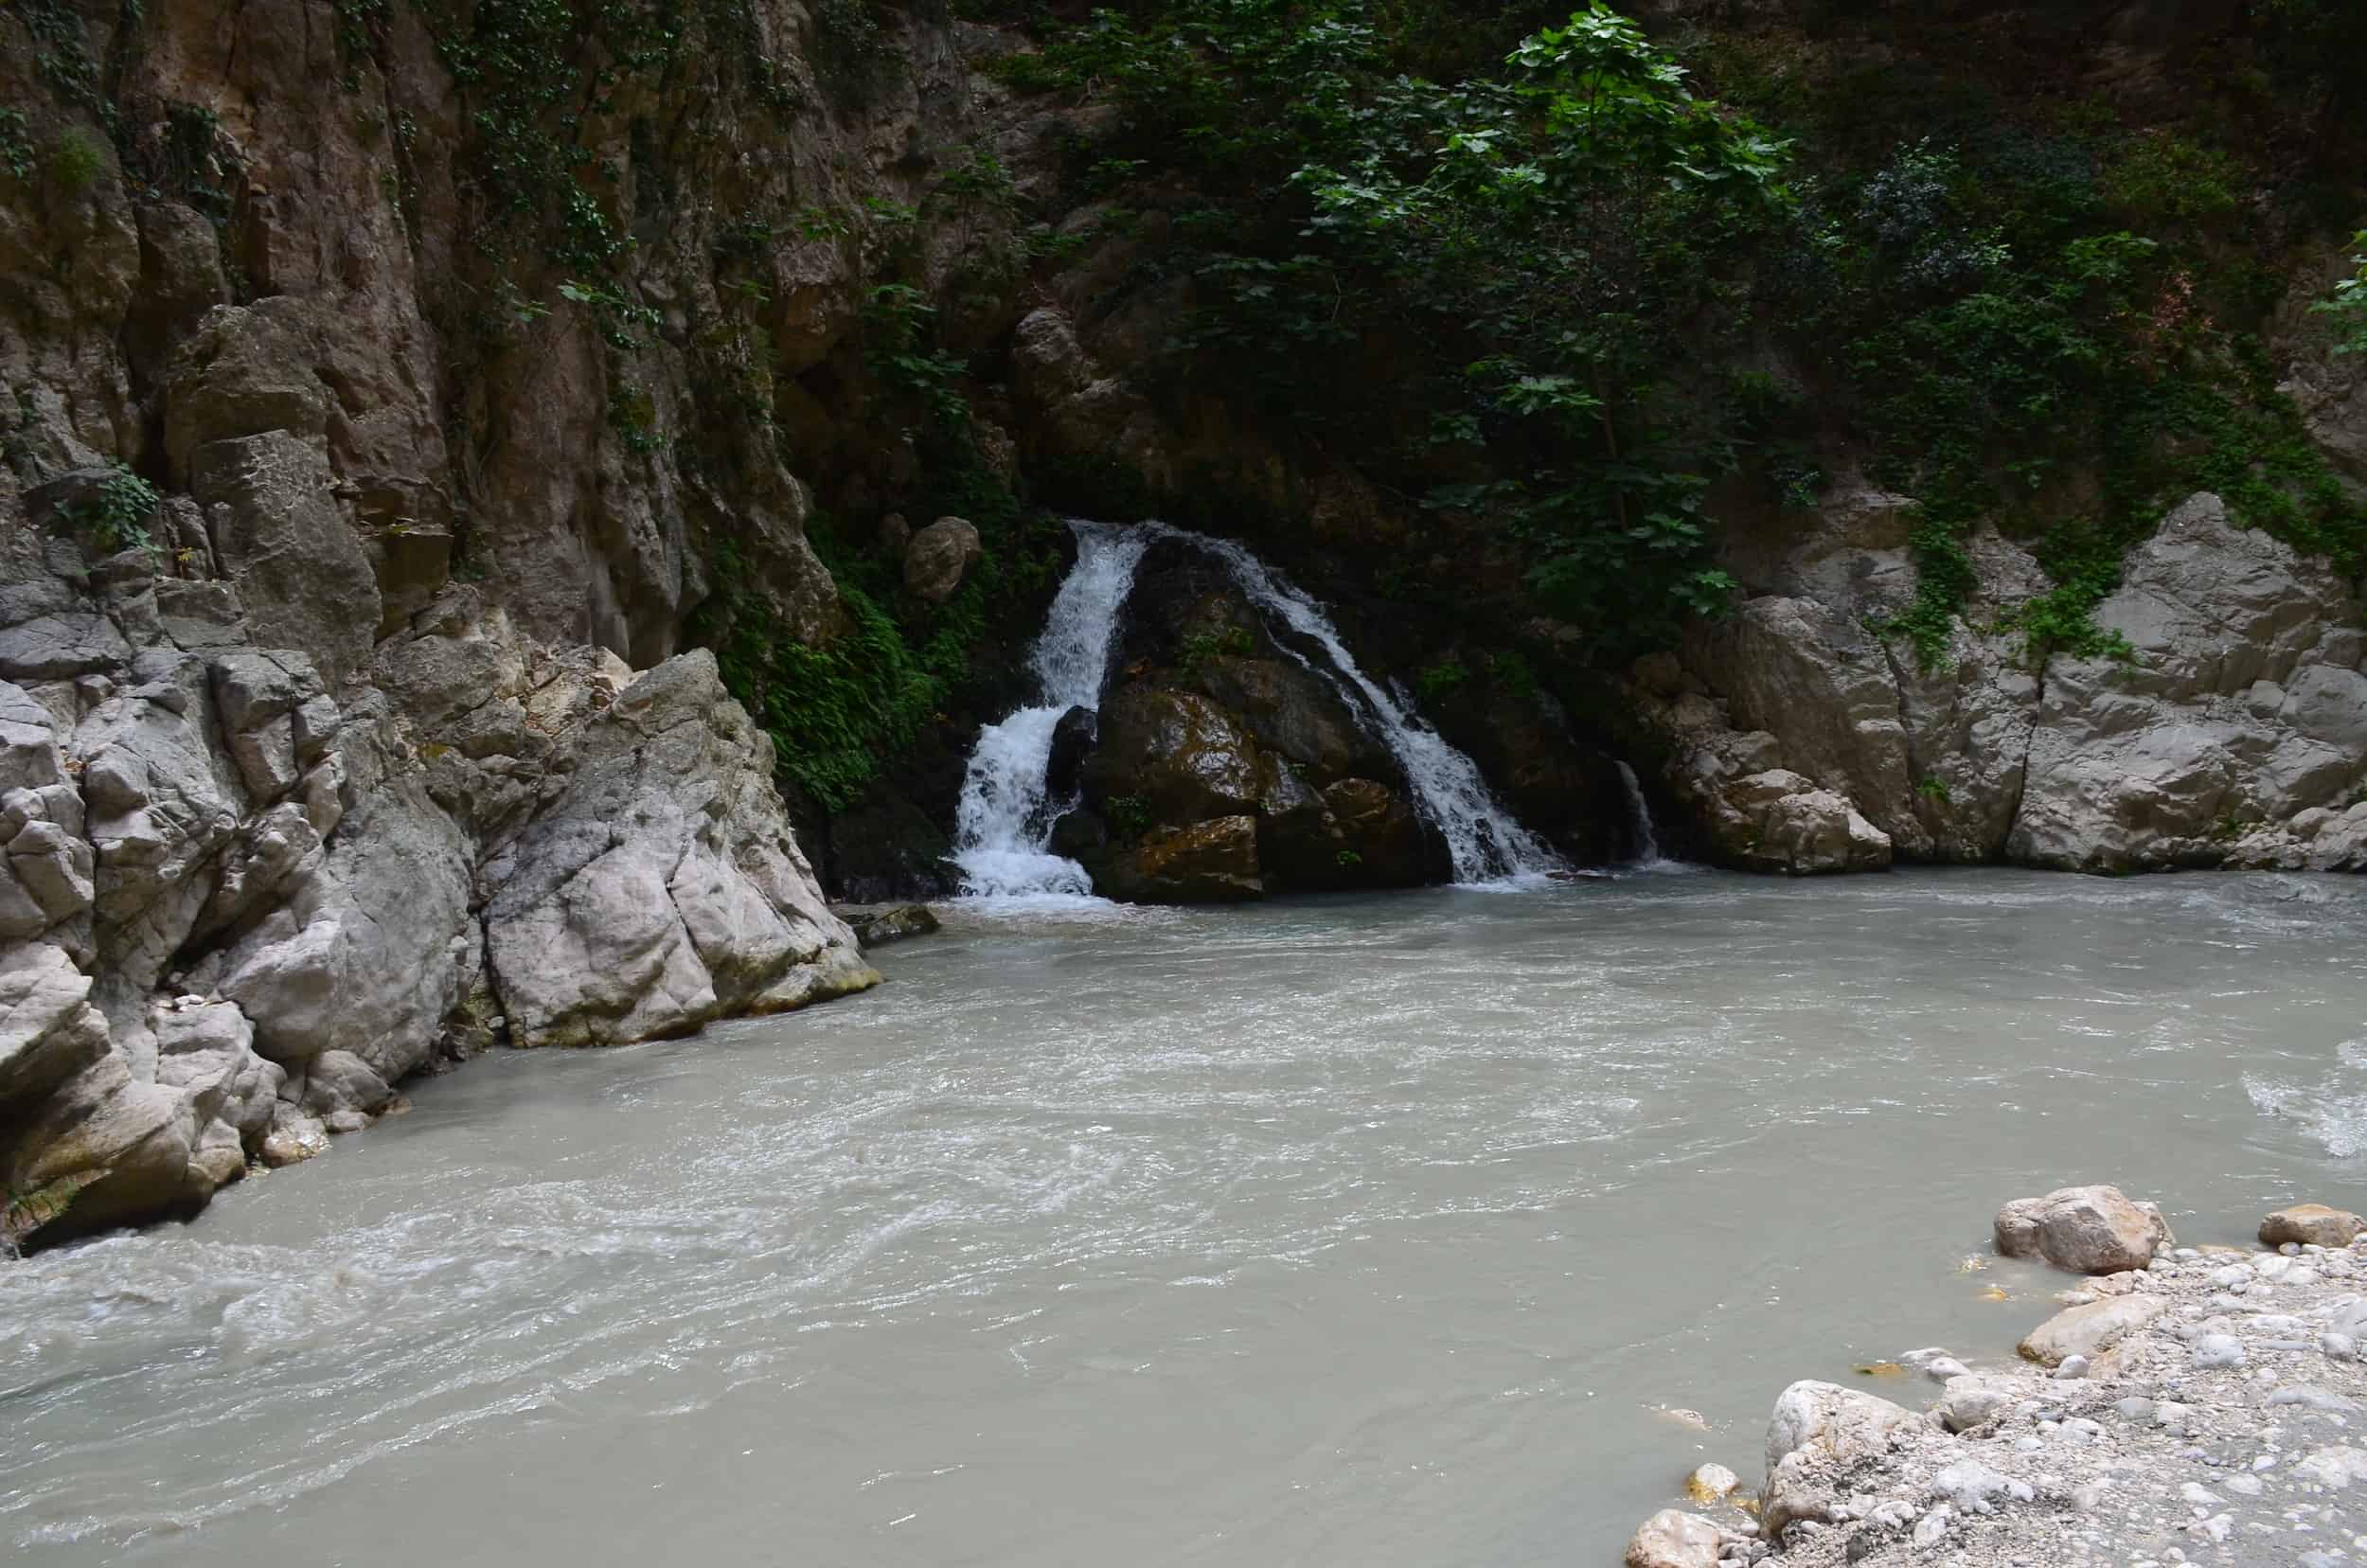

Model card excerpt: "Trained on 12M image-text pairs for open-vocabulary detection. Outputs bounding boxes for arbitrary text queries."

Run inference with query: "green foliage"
[706,563,953,812]
[559,277,661,349]
[1334,847,1362,868]
[60,465,159,555]
[1013,2,1792,657]
[49,129,103,191]
[1178,625,1253,675]
[863,284,970,429]
[1915,775,1951,805]
[0,110,32,182]
[1415,657,1468,704]
[2316,236,2367,356]
[11,0,114,131]
[699,432,1062,812]
[2102,133,2238,223]
[1484,649,1536,698]
[1748,103,2364,671]
[607,383,664,454]
[1105,793,1154,840]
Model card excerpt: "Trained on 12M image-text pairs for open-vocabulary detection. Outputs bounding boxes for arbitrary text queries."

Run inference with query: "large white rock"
[2018,1293,2167,1366]
[2012,494,2367,870]
[1766,1380,1922,1476]
[1623,1509,1723,1568]
[482,651,876,1047]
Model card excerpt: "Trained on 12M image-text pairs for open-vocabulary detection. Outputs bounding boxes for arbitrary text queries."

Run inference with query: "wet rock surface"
[837,902,942,949]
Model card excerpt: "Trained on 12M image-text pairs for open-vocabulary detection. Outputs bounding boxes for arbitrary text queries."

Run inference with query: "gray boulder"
[903,516,983,603]
[482,651,875,1046]
[1995,1185,2174,1274]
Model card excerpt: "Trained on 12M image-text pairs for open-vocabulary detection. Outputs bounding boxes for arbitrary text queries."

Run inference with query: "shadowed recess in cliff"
[952,521,1566,901]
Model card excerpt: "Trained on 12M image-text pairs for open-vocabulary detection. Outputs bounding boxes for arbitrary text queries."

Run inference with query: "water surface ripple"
[7,870,2366,1564]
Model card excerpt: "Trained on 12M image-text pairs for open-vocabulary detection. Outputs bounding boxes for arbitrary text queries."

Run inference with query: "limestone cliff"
[0,0,1027,1242]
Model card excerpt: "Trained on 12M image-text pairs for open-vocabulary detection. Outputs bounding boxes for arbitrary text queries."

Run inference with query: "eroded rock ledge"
[0,514,875,1249]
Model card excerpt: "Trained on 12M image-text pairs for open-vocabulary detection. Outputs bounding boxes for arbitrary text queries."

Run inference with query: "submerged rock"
[1683,1462,1740,1504]
[839,903,941,949]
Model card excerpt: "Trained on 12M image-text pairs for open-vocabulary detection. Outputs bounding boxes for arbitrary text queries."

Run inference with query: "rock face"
[1630,488,2367,874]
[0,0,1070,1238]
[0,518,873,1245]
[1059,550,1451,901]
[1994,1185,2175,1274]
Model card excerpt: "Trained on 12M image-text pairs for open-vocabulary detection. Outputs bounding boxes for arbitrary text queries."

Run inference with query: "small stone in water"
[1684,1463,1740,1505]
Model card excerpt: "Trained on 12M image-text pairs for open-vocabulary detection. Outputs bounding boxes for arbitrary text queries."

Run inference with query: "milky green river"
[6,869,2364,1565]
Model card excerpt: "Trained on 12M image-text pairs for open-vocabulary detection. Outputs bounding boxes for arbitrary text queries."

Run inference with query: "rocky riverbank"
[1628,1192,2367,1568]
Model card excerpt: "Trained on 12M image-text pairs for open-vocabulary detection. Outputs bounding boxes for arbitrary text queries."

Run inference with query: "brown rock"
[1082,686,1267,825]
[1994,1185,2174,1274]
[903,517,982,603]
[2262,1203,2367,1249]
[1100,816,1262,904]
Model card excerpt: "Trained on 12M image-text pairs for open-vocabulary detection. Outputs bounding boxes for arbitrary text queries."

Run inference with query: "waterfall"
[952,519,1566,900]
[952,523,1151,900]
[1616,761,1663,866]
[1168,528,1567,884]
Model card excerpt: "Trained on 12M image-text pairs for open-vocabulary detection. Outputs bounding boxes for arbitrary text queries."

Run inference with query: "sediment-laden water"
[7,870,2366,1565]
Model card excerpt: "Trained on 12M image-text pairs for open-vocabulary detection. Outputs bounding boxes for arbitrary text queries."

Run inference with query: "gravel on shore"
[1629,1221,2367,1568]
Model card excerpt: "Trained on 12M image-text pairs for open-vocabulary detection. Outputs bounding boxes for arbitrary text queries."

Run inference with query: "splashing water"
[952,524,1151,900]
[1169,526,1566,884]
[953,520,1565,900]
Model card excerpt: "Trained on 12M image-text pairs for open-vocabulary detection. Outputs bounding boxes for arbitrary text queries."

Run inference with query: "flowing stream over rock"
[7,871,2367,1564]
[953,522,1563,900]
[1616,761,1663,868]
[952,523,1152,900]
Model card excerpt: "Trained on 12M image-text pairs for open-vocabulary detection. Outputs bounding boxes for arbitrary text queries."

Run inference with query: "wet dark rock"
[838,903,941,948]
[1080,685,1266,825]
[1095,815,1263,903]
[1046,705,1096,802]
[1047,809,1107,861]
[828,794,958,903]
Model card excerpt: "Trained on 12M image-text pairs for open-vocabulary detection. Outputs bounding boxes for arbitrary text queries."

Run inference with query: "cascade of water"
[952,524,1151,900]
[1169,528,1567,884]
[952,519,1566,900]
[1616,761,1663,866]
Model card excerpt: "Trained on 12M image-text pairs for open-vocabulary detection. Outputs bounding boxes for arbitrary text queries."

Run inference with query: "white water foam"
[952,524,1152,900]
[1169,526,1566,885]
[953,519,1567,900]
